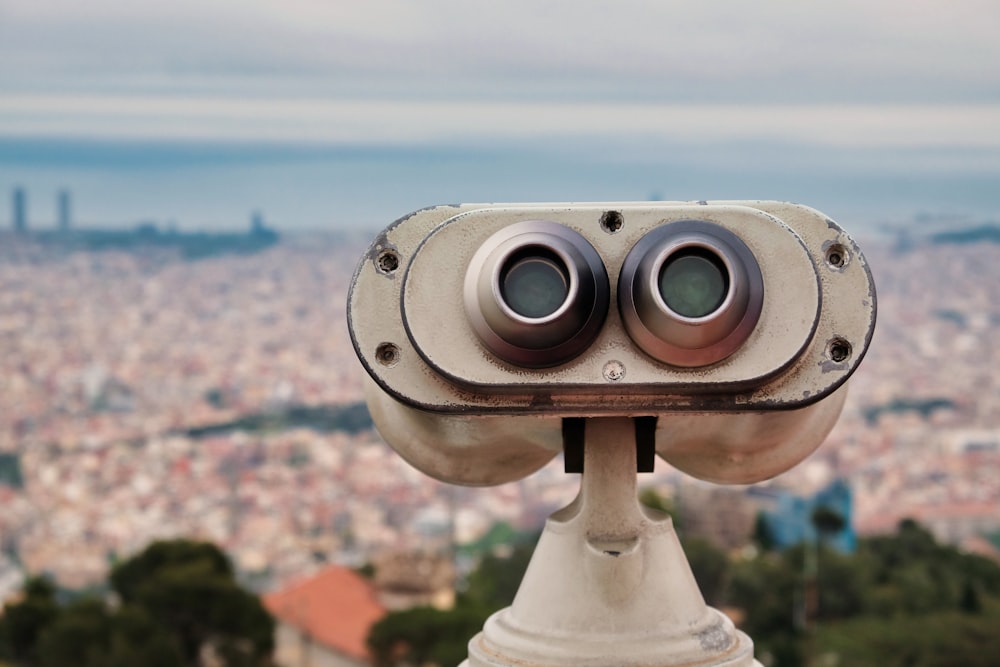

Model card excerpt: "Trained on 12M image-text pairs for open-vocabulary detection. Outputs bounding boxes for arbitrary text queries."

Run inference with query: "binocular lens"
[465,221,609,368]
[501,250,570,319]
[659,249,729,319]
[619,220,764,367]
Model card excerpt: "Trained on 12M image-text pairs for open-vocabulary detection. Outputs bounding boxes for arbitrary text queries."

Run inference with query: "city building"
[265,565,386,667]
[750,479,856,553]
[373,550,456,611]
[58,190,71,230]
[11,187,26,232]
[251,210,265,235]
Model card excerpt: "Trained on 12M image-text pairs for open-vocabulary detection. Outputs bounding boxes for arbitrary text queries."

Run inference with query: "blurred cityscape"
[0,196,998,602]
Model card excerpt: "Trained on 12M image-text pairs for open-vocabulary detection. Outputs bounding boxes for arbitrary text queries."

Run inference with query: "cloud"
[2,0,999,103]
[3,93,999,155]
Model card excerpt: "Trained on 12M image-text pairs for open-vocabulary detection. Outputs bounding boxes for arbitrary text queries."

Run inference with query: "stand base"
[460,511,760,667]
[459,418,762,667]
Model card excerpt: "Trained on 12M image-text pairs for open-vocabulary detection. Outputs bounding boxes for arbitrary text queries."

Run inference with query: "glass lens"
[501,251,569,318]
[658,249,728,318]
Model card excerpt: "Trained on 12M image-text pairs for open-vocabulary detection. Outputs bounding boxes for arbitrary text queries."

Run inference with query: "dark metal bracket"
[563,416,657,474]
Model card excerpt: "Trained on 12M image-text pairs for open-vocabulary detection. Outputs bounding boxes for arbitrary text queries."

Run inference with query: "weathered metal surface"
[347,200,876,486]
[459,419,763,667]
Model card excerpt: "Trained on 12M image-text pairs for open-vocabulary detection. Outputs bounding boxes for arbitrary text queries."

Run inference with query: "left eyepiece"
[464,221,610,368]
[499,247,570,319]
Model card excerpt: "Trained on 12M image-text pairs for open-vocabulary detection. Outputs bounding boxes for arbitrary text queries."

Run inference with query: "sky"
[2,0,999,231]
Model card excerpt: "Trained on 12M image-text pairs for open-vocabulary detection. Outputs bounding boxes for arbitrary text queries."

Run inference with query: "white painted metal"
[461,418,762,667]
[347,201,877,665]
[348,201,876,486]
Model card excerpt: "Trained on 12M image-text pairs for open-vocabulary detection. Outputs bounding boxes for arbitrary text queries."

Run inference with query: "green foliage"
[35,599,183,667]
[811,506,846,537]
[204,388,227,409]
[0,454,23,489]
[680,537,729,607]
[368,605,491,667]
[460,542,534,611]
[861,398,955,426]
[366,515,1000,667]
[819,607,1000,667]
[110,539,274,666]
[184,402,373,438]
[639,487,681,529]
[0,577,60,665]
[0,540,274,667]
[752,511,777,552]
[368,541,535,667]
[729,550,804,665]
[456,522,518,557]
[730,519,1000,666]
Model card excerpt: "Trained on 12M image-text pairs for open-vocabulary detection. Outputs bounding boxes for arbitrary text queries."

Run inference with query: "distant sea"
[1,136,998,236]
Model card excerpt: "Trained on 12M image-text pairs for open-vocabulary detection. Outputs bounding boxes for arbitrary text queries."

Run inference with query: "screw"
[600,211,624,234]
[603,360,626,382]
[825,244,848,269]
[376,343,401,367]
[828,338,851,363]
[376,249,400,274]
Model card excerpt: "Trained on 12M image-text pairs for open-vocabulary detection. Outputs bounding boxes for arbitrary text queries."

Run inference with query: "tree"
[819,610,1000,667]
[811,506,846,540]
[680,537,729,606]
[0,577,60,666]
[35,599,183,667]
[728,551,805,667]
[368,540,536,667]
[368,605,490,667]
[639,487,682,531]
[460,542,534,611]
[0,541,274,667]
[109,539,274,667]
[752,511,776,552]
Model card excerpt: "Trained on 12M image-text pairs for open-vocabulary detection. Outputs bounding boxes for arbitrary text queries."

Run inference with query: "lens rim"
[498,245,572,320]
[619,220,764,367]
[657,246,731,319]
[464,221,609,368]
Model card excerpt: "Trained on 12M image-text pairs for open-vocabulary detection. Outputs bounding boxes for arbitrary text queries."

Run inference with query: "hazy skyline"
[2,0,999,230]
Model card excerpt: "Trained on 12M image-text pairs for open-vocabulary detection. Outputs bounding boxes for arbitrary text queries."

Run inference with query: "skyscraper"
[251,210,265,235]
[12,187,26,232]
[58,189,72,230]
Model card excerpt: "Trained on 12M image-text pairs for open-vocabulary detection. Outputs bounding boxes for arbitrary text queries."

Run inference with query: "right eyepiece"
[618,220,764,367]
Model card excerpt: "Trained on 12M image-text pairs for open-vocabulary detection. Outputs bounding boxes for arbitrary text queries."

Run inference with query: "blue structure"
[749,478,856,553]
[58,189,71,230]
[12,187,26,232]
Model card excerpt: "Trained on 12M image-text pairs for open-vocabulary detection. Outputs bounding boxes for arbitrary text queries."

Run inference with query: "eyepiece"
[500,248,570,319]
[465,221,609,368]
[658,247,730,318]
[619,220,764,367]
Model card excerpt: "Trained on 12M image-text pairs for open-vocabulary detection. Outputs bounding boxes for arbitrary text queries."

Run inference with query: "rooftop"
[264,564,385,661]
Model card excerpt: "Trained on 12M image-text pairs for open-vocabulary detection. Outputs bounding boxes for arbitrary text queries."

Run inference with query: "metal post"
[461,417,762,667]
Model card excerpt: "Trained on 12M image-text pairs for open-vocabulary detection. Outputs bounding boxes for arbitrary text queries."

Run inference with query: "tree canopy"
[367,540,535,667]
[0,539,274,667]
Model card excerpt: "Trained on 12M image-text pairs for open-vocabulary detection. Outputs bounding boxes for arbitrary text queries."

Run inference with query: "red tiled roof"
[264,565,386,661]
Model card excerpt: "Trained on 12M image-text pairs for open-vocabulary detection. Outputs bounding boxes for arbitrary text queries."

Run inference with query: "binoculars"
[348,201,876,486]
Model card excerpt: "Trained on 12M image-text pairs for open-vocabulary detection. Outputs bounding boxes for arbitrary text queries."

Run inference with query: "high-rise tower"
[58,189,72,230]
[12,187,27,232]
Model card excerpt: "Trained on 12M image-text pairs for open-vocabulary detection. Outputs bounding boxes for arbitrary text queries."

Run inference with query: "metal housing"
[348,201,876,485]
